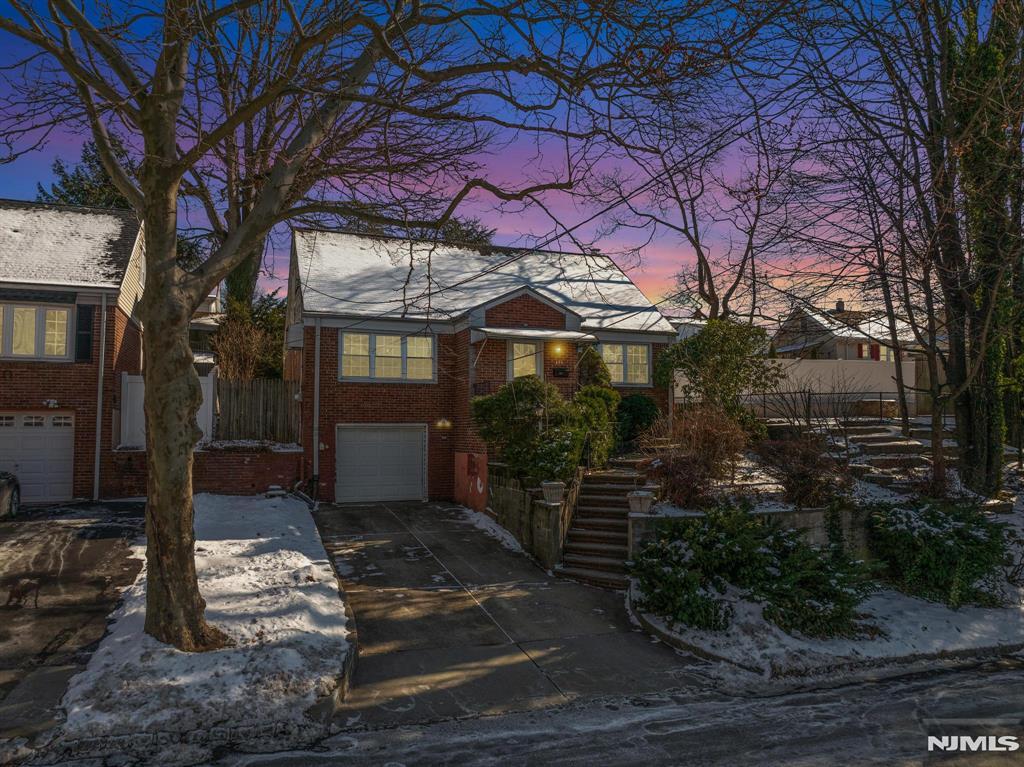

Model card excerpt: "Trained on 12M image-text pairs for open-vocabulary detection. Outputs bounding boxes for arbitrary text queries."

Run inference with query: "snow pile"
[458,506,524,553]
[45,494,350,765]
[632,580,1024,679]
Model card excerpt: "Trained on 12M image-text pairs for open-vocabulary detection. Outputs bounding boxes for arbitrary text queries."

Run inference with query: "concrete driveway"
[0,502,144,740]
[314,501,709,728]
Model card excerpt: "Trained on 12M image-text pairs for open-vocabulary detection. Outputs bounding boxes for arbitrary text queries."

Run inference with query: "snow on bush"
[43,494,350,766]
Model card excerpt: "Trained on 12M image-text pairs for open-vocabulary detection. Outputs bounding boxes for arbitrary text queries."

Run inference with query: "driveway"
[0,502,144,740]
[314,501,710,728]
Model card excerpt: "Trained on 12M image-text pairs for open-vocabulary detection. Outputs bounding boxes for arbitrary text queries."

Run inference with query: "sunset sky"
[0,131,690,307]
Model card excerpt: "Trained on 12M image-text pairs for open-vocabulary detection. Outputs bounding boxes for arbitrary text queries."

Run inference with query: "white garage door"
[0,412,75,502]
[335,424,427,503]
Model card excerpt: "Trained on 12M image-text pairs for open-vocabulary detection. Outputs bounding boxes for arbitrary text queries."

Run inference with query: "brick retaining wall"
[104,449,303,498]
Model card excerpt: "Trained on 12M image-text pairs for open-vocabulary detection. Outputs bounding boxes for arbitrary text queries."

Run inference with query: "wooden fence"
[216,378,301,443]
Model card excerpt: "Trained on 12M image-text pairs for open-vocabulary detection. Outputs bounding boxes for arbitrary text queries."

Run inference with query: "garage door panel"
[0,412,75,502]
[336,425,426,503]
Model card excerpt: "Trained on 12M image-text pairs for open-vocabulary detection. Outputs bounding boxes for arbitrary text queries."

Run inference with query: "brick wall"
[105,449,303,498]
[297,297,673,505]
[484,293,566,329]
[0,302,141,499]
[301,326,458,501]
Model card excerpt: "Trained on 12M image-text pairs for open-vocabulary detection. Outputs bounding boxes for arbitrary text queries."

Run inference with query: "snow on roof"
[800,307,916,345]
[0,199,140,289]
[293,231,676,334]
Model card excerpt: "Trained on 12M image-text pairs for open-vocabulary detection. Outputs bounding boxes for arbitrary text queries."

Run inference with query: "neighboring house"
[0,199,144,502]
[189,291,223,374]
[773,302,911,361]
[285,231,677,508]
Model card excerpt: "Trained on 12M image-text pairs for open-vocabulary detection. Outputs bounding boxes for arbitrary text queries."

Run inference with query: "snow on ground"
[632,578,1024,680]
[42,494,350,766]
[458,506,524,553]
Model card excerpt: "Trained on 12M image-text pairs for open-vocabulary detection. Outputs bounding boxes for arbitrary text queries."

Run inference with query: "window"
[23,415,44,427]
[407,336,434,380]
[339,332,435,382]
[508,341,541,380]
[374,335,402,378]
[0,304,71,360]
[600,343,650,385]
[52,415,73,427]
[0,416,13,428]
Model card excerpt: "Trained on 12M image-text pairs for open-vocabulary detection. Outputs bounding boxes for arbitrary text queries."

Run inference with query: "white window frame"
[507,340,543,380]
[338,332,437,383]
[0,303,74,362]
[599,342,652,386]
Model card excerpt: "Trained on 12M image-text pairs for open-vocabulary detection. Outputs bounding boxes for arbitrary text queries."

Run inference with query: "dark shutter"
[75,305,95,362]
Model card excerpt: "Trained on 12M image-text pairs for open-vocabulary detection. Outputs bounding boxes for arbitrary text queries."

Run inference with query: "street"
[222,661,1024,766]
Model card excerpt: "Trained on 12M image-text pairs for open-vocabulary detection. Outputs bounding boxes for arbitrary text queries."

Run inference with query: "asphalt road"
[0,501,144,740]
[221,662,1024,766]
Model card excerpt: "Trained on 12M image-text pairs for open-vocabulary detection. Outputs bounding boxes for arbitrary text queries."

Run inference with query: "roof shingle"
[0,199,140,289]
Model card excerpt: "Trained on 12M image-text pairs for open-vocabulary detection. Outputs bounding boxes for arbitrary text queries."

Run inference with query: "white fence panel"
[119,372,215,448]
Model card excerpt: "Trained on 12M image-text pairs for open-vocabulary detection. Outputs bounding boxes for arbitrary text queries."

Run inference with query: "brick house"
[0,199,145,502]
[285,231,677,508]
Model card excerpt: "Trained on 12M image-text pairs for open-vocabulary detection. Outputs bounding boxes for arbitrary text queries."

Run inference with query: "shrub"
[632,507,869,638]
[672,405,747,479]
[471,375,620,481]
[573,384,620,468]
[866,500,1009,608]
[655,319,782,421]
[646,452,716,508]
[754,437,851,507]
[617,393,661,447]
[641,407,745,509]
[578,346,613,388]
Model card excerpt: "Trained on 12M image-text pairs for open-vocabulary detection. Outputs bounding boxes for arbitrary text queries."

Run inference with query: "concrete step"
[573,516,628,532]
[859,441,929,456]
[863,454,931,469]
[555,565,628,590]
[909,428,955,439]
[576,505,630,519]
[609,457,648,471]
[562,552,627,573]
[562,540,629,559]
[578,482,639,494]
[830,426,895,437]
[577,493,632,508]
[848,432,904,445]
[567,528,628,545]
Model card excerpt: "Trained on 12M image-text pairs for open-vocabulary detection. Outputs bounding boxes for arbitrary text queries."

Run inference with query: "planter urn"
[627,490,655,514]
[541,481,565,504]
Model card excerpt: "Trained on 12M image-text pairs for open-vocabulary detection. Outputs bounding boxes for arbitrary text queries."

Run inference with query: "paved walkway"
[314,501,709,728]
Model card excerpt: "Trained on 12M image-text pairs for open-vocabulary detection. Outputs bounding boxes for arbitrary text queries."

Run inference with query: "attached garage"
[335,424,427,503]
[0,411,75,503]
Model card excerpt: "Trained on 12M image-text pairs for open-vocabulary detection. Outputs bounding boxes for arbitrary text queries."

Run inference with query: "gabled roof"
[780,306,916,346]
[0,199,141,289]
[292,230,675,334]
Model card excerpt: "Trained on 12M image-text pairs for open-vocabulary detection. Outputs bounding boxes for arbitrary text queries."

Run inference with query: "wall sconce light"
[44,399,59,409]
[435,418,453,430]
[552,343,565,358]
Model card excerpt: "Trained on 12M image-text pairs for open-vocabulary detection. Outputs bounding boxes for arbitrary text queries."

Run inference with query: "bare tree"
[775,0,1024,495]
[0,0,769,650]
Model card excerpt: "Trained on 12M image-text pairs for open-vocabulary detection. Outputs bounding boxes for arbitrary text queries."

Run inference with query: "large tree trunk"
[139,203,230,652]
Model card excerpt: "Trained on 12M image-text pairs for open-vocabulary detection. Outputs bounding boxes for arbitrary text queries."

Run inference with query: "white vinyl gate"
[0,411,74,502]
[335,424,427,503]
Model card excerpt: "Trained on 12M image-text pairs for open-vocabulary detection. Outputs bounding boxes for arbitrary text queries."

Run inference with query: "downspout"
[311,318,321,503]
[92,294,108,500]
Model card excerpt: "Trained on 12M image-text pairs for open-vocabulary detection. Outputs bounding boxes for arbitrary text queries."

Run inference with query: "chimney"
[835,299,845,313]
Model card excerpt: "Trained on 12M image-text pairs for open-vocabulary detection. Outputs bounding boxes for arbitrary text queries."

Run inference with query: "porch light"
[552,343,565,357]
[435,418,452,430]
